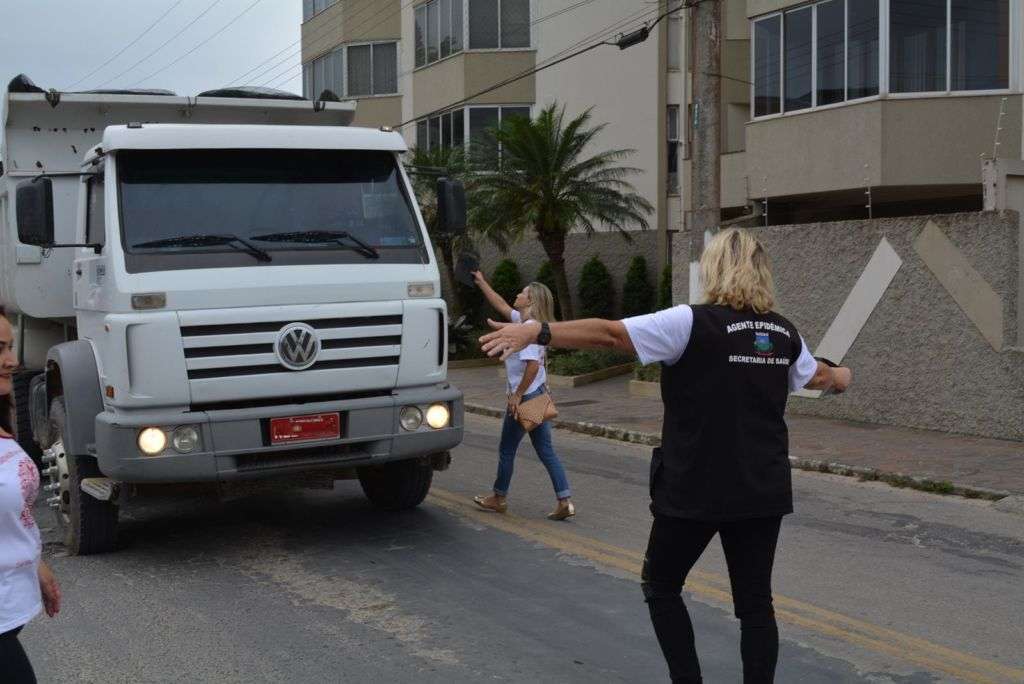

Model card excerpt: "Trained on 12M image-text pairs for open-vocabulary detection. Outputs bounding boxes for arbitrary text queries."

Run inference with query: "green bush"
[622,256,654,317]
[577,256,614,318]
[535,261,560,319]
[490,259,522,308]
[547,349,632,376]
[633,361,661,382]
[657,263,673,310]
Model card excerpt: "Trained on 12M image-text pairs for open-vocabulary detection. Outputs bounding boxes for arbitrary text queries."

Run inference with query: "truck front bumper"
[94,385,463,482]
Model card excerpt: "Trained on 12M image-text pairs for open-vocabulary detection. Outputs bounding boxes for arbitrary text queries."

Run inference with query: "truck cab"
[2,78,464,554]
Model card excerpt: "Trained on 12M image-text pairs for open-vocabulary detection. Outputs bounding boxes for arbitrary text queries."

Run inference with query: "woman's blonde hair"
[700,228,775,313]
[526,282,557,322]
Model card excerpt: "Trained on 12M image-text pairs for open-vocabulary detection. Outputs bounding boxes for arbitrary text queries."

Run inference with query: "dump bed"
[0,82,356,318]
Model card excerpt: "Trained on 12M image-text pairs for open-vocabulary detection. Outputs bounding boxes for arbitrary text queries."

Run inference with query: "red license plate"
[269,413,341,445]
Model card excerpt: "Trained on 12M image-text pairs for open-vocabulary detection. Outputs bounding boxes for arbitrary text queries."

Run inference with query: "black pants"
[641,514,783,684]
[0,626,37,684]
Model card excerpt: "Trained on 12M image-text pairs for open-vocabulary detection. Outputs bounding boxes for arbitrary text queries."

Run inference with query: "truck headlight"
[400,406,423,431]
[138,427,167,455]
[171,426,200,453]
[426,404,450,429]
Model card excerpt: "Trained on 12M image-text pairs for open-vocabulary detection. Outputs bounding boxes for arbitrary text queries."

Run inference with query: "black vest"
[651,304,802,521]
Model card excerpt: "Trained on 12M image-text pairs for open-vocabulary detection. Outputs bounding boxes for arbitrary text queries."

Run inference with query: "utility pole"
[688,0,721,302]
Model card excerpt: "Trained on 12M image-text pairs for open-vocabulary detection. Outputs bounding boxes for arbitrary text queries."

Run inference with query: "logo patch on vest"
[754,331,774,356]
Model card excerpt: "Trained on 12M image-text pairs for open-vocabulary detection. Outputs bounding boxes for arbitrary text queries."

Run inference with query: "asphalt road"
[21,413,1024,683]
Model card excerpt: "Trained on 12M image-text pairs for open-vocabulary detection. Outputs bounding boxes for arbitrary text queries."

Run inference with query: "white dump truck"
[1,76,464,554]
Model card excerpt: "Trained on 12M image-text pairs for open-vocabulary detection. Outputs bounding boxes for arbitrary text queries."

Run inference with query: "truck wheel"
[357,459,433,511]
[13,370,42,468]
[44,398,118,555]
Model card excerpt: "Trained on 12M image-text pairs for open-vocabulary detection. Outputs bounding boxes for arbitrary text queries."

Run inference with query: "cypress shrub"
[490,259,522,307]
[657,263,673,310]
[577,256,614,319]
[622,255,655,317]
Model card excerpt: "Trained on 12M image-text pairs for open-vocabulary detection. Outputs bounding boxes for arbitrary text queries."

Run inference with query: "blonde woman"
[479,229,851,683]
[470,270,574,521]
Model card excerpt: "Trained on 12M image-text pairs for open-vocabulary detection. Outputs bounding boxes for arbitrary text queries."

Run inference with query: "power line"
[94,0,226,89]
[65,0,188,90]
[130,0,266,87]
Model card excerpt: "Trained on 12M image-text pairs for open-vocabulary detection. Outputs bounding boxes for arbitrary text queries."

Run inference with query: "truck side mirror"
[15,177,55,246]
[436,177,466,236]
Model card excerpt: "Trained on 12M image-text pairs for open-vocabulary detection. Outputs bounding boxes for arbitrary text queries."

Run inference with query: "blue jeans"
[493,385,572,499]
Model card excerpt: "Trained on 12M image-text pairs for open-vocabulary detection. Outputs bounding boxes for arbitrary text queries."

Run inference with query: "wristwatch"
[536,321,552,346]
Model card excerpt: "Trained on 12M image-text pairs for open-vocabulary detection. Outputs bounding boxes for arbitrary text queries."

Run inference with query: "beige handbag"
[514,351,558,432]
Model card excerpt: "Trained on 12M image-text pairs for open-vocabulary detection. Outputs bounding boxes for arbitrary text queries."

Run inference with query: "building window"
[345,42,398,97]
[816,0,845,106]
[417,108,468,150]
[847,0,879,99]
[754,15,781,116]
[303,48,344,100]
[667,105,680,194]
[303,0,339,22]
[469,0,530,49]
[784,8,813,112]
[891,0,1009,93]
[668,16,682,70]
[416,0,465,68]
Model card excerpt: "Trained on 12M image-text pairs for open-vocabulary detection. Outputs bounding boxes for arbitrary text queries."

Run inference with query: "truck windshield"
[118,149,426,272]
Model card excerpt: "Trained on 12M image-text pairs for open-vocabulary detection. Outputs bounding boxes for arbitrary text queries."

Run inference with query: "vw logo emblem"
[275,323,321,371]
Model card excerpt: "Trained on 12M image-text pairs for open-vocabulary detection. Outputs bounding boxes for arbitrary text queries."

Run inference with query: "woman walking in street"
[470,270,575,520]
[0,308,62,683]
[479,229,851,682]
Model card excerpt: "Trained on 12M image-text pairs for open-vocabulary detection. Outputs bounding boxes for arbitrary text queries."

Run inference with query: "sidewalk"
[450,365,1024,499]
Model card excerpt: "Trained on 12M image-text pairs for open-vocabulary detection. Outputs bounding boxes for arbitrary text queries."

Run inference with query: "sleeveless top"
[0,437,42,632]
[653,304,803,521]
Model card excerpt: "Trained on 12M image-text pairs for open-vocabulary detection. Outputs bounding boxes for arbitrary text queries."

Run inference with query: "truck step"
[80,477,121,504]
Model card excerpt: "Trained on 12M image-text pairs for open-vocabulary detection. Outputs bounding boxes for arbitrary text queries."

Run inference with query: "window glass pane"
[452,0,464,52]
[469,0,499,49]
[501,106,531,127]
[314,56,326,98]
[754,17,781,116]
[429,116,441,151]
[427,0,440,63]
[87,178,105,246]
[441,112,452,147]
[303,0,314,22]
[302,63,312,98]
[890,0,946,93]
[816,0,845,105]
[847,0,879,99]
[784,9,812,111]
[417,120,428,149]
[951,0,1009,91]
[500,0,530,48]
[668,17,682,70]
[373,43,397,94]
[667,105,679,140]
[347,45,372,96]
[441,0,452,58]
[452,108,465,147]
[415,6,427,67]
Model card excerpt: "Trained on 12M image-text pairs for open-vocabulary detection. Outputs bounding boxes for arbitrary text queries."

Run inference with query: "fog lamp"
[171,426,200,453]
[400,406,423,431]
[426,403,450,429]
[138,427,167,455]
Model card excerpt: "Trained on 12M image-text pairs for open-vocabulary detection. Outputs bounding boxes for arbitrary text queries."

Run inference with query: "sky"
[0,0,302,96]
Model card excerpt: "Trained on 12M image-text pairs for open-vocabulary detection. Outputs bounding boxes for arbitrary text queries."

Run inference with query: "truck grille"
[181,314,402,381]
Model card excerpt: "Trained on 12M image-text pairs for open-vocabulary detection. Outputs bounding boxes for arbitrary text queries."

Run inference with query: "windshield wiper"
[252,230,380,260]
[132,234,272,262]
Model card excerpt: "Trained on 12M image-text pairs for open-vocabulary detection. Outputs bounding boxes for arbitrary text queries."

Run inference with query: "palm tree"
[467,103,653,320]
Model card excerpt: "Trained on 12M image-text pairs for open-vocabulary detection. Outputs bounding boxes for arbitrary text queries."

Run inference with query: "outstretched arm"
[804,361,852,393]
[481,318,635,360]
[472,271,514,321]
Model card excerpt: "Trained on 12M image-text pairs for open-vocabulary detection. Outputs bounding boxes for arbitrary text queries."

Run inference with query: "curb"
[463,403,1012,502]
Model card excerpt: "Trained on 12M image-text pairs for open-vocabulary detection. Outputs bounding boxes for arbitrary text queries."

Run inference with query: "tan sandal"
[473,495,508,514]
[547,501,575,521]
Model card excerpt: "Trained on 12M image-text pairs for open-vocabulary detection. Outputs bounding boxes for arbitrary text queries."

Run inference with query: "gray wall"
[471,230,661,319]
[709,212,1022,441]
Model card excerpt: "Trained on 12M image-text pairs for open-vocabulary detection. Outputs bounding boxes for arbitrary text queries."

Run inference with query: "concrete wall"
[752,212,1022,441]
[302,0,401,62]
[350,96,402,128]
[471,230,662,319]
[411,51,536,118]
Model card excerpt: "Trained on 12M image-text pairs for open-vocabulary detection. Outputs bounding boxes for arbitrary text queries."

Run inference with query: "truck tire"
[45,398,118,555]
[357,458,433,511]
[13,370,42,467]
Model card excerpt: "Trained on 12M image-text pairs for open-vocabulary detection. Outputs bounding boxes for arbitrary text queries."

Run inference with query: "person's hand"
[471,270,486,288]
[38,561,61,618]
[481,319,541,361]
[831,367,852,394]
[507,392,522,417]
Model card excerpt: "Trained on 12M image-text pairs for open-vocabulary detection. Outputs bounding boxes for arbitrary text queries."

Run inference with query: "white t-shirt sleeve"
[788,337,818,392]
[511,311,542,361]
[622,305,694,366]
[510,309,522,323]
